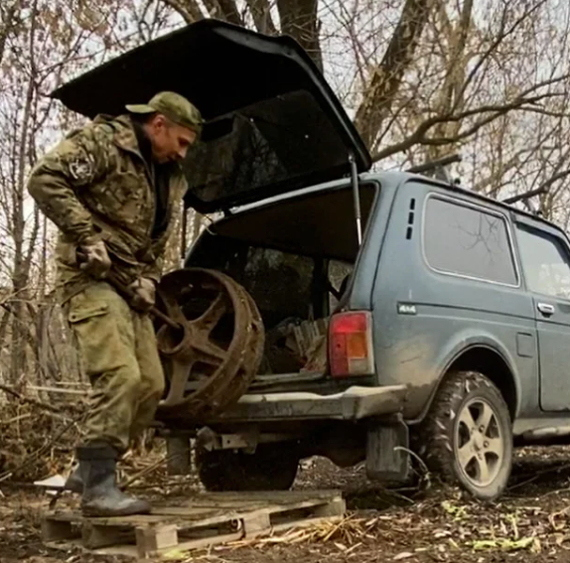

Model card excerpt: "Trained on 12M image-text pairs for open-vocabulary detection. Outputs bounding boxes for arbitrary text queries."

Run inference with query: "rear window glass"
[187,237,314,326]
[182,90,351,206]
[424,197,518,285]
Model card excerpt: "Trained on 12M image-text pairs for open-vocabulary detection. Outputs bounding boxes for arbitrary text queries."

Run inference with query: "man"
[27,92,203,516]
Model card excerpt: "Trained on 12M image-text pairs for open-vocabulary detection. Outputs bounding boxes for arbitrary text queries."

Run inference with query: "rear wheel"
[417,370,513,500]
[196,444,300,491]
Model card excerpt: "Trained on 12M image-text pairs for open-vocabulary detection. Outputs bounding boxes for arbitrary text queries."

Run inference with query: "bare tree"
[157,0,323,70]
[4,0,570,394]
[0,0,180,389]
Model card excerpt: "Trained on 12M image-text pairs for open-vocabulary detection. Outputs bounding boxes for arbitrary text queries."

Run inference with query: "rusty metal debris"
[155,268,264,420]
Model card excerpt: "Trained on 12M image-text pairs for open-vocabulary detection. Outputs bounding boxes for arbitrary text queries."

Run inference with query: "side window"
[424,197,518,285]
[516,226,570,299]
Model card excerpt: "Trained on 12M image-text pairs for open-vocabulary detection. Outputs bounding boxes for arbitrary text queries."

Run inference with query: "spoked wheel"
[455,398,504,488]
[155,268,264,421]
[416,370,512,500]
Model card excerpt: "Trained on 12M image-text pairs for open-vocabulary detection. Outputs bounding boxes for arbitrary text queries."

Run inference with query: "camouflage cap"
[126,91,203,136]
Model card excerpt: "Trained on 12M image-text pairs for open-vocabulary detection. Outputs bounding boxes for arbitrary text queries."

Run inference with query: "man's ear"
[154,114,169,130]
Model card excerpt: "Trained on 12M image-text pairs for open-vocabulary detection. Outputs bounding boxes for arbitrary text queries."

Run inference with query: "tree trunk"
[9,0,39,385]
[276,0,322,71]
[427,0,473,161]
[354,0,436,150]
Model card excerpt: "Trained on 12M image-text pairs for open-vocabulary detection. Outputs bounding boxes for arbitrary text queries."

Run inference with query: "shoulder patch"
[67,151,95,183]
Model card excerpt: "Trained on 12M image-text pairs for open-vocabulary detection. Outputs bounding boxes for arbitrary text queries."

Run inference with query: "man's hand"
[128,277,156,312]
[78,240,111,279]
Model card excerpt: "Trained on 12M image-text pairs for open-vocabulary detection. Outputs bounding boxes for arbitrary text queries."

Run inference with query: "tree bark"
[276,0,322,71]
[354,0,436,150]
[159,0,204,23]
[427,0,473,160]
[9,0,38,384]
[245,0,277,35]
[0,1,22,67]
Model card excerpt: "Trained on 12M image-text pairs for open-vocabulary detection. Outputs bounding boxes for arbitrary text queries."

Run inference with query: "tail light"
[329,311,374,377]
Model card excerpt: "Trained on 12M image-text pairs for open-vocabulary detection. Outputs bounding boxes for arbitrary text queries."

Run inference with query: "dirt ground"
[3,446,570,563]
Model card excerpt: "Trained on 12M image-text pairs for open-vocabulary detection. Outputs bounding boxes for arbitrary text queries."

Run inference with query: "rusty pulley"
[154,268,264,421]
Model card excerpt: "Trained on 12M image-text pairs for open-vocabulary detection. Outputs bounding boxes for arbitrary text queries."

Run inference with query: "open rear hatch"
[51,19,371,214]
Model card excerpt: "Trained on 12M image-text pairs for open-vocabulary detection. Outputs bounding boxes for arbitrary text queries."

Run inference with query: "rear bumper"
[204,385,407,423]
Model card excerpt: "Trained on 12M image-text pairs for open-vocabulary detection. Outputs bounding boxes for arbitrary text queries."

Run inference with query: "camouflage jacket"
[27,114,187,302]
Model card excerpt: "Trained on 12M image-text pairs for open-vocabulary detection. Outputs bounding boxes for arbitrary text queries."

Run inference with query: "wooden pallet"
[42,490,345,558]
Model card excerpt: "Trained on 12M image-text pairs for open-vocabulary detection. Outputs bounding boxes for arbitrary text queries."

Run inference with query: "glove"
[77,240,111,279]
[128,277,156,312]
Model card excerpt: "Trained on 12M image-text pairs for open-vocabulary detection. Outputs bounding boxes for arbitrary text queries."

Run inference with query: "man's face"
[146,114,197,164]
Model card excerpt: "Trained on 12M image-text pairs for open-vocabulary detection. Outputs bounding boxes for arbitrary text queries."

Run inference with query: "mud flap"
[366,415,409,482]
[165,435,191,475]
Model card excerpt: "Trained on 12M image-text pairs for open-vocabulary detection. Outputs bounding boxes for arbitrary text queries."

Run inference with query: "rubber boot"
[66,460,125,494]
[64,465,83,494]
[77,444,151,517]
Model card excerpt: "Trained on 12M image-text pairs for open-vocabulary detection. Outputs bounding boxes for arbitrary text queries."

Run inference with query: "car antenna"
[407,153,462,184]
[349,152,363,245]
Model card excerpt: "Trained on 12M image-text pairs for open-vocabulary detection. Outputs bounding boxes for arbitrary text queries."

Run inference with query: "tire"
[417,370,513,500]
[196,444,299,491]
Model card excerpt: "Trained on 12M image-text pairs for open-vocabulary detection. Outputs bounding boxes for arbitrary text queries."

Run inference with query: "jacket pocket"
[68,303,109,324]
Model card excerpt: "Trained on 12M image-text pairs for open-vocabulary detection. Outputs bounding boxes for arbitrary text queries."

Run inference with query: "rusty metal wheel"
[154,268,264,421]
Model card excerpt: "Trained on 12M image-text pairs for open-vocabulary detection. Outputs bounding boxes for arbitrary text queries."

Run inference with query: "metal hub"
[154,268,264,421]
[454,398,504,487]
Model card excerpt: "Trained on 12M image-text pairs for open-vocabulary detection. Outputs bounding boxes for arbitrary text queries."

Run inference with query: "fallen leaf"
[393,552,414,561]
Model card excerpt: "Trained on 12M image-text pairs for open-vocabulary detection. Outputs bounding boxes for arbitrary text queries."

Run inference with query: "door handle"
[537,303,555,316]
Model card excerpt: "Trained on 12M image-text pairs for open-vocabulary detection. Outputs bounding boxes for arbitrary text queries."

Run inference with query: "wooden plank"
[161,531,243,553]
[44,494,344,533]
[41,518,76,542]
[162,490,341,506]
[135,525,179,558]
[151,506,229,518]
[42,490,346,557]
[45,511,83,522]
[242,511,271,534]
[312,498,346,518]
[82,521,135,549]
[246,515,344,540]
[249,496,344,519]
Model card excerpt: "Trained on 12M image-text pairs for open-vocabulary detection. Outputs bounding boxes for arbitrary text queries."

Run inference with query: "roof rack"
[407,153,462,183]
[502,186,546,205]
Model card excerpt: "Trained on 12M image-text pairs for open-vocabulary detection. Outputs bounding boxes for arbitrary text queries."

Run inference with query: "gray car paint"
[188,170,570,439]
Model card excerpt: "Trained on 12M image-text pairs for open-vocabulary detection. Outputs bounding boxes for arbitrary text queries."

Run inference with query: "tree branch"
[276,0,322,71]
[371,78,570,163]
[157,0,204,23]
[0,0,22,67]
[245,0,277,35]
[354,0,437,148]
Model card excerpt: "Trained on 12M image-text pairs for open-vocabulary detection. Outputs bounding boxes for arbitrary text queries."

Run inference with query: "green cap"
[126,91,203,136]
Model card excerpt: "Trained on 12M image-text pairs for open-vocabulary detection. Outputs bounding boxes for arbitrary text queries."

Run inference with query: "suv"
[54,20,570,500]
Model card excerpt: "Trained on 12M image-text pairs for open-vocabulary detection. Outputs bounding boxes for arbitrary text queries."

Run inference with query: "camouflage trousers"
[65,282,164,452]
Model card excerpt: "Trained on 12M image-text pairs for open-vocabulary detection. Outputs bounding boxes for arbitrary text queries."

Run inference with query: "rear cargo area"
[186,183,377,377]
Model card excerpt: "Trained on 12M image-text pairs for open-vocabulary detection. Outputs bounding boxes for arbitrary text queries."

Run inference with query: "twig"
[0,413,31,426]
[508,462,570,492]
[0,414,84,483]
[121,454,171,489]
[0,382,64,414]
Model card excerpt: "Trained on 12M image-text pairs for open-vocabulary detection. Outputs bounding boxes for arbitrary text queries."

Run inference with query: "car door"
[370,181,537,420]
[515,217,570,412]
